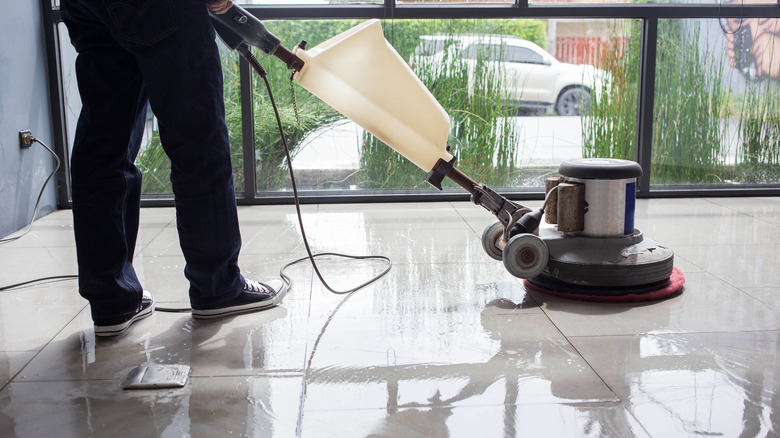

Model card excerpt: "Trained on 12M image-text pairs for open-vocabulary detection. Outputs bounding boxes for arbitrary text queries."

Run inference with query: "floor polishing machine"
[210,5,684,302]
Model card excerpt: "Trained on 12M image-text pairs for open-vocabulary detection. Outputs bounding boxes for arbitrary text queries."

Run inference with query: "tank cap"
[559,158,642,180]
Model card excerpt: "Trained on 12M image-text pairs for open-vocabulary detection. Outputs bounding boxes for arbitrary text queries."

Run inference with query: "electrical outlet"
[19,130,33,149]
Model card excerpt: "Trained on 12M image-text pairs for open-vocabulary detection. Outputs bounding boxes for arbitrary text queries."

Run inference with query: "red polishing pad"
[524,267,685,303]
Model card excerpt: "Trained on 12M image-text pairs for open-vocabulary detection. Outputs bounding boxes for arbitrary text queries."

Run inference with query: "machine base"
[539,226,675,288]
[525,267,685,303]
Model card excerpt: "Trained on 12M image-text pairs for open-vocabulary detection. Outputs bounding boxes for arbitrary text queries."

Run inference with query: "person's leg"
[62,0,151,327]
[118,0,244,307]
[122,1,289,314]
[64,0,287,320]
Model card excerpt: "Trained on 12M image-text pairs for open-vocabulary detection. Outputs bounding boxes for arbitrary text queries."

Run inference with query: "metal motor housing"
[531,158,675,294]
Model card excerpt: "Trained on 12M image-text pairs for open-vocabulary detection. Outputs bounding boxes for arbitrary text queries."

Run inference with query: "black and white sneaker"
[191,278,289,320]
[94,290,155,338]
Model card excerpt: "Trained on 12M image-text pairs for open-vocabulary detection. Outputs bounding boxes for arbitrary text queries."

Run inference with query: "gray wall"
[0,1,58,238]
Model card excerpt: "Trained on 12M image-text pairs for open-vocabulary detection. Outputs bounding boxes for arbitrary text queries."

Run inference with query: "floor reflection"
[301,298,641,437]
[1,200,779,437]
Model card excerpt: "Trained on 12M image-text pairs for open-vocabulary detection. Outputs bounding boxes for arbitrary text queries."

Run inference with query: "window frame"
[40,0,780,207]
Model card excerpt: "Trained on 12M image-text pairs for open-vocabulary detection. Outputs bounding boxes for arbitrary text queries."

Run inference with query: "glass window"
[650,18,780,187]
[256,19,639,194]
[506,46,545,64]
[578,20,640,163]
[465,43,506,61]
[252,20,359,193]
[414,37,447,58]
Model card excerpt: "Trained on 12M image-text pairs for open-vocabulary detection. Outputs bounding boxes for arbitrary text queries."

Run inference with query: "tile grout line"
[1,303,89,393]
[454,199,655,430]
[295,203,319,438]
[530,294,655,437]
[564,327,780,340]
[705,197,780,227]
[133,215,177,259]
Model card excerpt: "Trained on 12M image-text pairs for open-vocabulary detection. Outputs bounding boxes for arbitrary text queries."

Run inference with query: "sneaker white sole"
[94,302,155,338]
[191,282,289,320]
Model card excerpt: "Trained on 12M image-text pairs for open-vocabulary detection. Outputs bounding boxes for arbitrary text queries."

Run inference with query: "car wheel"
[555,87,591,116]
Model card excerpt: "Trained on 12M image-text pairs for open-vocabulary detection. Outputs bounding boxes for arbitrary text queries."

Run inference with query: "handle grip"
[209,3,280,56]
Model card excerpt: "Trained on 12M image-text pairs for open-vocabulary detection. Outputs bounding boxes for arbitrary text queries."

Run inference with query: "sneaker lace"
[244,279,271,294]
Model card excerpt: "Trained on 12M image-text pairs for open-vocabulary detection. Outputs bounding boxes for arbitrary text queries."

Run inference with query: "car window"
[464,43,506,61]
[505,46,545,64]
[414,39,446,57]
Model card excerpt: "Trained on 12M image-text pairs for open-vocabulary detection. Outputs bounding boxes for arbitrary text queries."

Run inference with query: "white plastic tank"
[292,20,453,172]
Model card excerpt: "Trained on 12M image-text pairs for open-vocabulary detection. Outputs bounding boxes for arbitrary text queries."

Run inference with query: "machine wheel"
[481,222,505,261]
[502,234,549,279]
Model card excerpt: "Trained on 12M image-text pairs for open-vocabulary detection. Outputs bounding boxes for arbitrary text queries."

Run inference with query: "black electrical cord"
[0,275,78,292]
[244,50,393,435]
[241,47,392,294]
[0,139,82,293]
[0,136,75,292]
[0,136,61,245]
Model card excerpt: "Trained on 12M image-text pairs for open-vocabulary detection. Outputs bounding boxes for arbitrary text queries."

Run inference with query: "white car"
[411,34,611,116]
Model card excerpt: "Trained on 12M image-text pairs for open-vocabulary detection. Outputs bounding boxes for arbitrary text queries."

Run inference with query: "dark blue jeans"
[61,0,244,324]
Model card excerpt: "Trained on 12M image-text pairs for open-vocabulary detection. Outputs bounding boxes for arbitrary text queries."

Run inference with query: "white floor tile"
[572,331,780,438]
[1,198,778,437]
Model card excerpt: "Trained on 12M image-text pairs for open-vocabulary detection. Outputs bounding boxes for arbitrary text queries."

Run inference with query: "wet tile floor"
[0,197,779,437]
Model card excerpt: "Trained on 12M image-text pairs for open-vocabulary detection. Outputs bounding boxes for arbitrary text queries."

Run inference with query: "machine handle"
[209,4,280,56]
[209,4,304,71]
